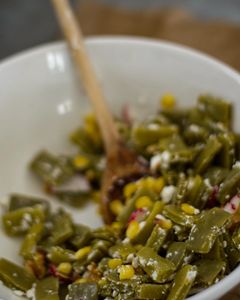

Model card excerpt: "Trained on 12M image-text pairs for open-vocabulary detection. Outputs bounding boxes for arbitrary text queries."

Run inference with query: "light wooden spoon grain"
[51,0,148,224]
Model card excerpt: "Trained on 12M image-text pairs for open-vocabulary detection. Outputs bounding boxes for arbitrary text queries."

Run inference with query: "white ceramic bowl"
[0,37,240,300]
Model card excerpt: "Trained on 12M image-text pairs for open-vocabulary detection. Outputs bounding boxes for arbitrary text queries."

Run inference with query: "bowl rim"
[0,36,240,300]
[0,35,240,85]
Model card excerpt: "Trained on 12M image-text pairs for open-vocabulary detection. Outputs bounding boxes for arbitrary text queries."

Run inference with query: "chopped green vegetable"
[198,95,232,128]
[0,258,35,292]
[2,205,45,236]
[194,135,222,174]
[47,209,73,245]
[146,224,169,252]
[217,133,236,169]
[8,194,49,212]
[232,225,240,251]
[137,247,175,283]
[20,222,44,259]
[166,242,190,269]
[217,167,240,204]
[187,208,231,253]
[132,201,164,244]
[162,205,194,228]
[166,265,197,300]
[1,96,240,299]
[137,283,170,299]
[67,283,98,300]
[70,224,92,249]
[35,276,59,300]
[132,124,178,147]
[31,151,74,186]
[194,259,226,285]
[47,246,76,264]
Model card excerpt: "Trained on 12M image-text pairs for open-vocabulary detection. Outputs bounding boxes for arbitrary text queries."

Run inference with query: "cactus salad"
[1,94,240,300]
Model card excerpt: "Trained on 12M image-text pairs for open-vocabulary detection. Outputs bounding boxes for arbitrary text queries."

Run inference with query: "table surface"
[0,0,240,60]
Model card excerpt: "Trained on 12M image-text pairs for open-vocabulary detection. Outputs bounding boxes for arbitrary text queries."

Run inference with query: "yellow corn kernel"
[74,278,88,284]
[84,113,96,125]
[57,262,72,275]
[85,124,100,144]
[161,93,176,109]
[153,177,165,193]
[110,200,123,216]
[84,114,102,146]
[136,178,148,189]
[135,196,153,209]
[145,177,156,189]
[123,182,138,199]
[126,220,140,240]
[118,265,135,280]
[75,246,91,260]
[157,218,173,230]
[108,258,122,269]
[73,155,90,169]
[181,203,199,215]
[111,221,122,231]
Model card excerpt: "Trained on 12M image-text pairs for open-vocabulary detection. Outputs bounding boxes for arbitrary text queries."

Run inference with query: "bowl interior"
[0,37,240,299]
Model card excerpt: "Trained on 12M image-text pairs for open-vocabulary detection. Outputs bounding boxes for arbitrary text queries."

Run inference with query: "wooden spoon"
[51,0,148,224]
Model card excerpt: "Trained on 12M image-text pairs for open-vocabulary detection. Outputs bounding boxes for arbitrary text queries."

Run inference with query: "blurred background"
[1,0,240,70]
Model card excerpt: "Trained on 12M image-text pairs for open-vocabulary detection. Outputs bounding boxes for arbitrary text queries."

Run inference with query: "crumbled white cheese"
[147,123,160,130]
[216,122,226,131]
[189,124,200,133]
[20,216,31,231]
[150,154,162,172]
[23,213,32,223]
[122,237,130,244]
[112,290,118,297]
[150,151,171,171]
[183,255,192,264]
[132,257,139,268]
[161,151,171,169]
[13,290,24,297]
[139,221,146,230]
[160,186,176,203]
[152,270,158,281]
[204,178,212,189]
[97,157,106,170]
[186,270,197,282]
[126,253,134,263]
[26,284,36,300]
[193,208,200,215]
[139,258,146,267]
[51,167,62,179]
[233,161,240,169]
[155,214,166,220]
[112,253,121,259]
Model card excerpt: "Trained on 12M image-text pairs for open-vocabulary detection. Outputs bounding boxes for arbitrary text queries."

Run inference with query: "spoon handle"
[51,0,120,154]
